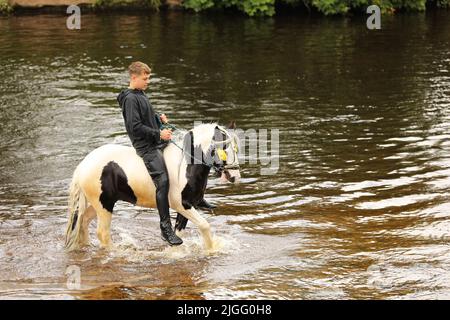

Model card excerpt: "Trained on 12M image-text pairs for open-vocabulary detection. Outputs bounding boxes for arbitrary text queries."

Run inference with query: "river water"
[0,10,450,299]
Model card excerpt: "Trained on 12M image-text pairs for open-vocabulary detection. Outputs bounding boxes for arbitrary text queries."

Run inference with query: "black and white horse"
[65,122,240,251]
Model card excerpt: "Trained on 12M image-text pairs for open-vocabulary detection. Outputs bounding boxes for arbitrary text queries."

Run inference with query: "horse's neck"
[164,141,212,192]
[184,164,212,201]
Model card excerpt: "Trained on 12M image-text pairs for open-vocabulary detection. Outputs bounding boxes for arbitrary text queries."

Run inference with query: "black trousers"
[140,149,171,223]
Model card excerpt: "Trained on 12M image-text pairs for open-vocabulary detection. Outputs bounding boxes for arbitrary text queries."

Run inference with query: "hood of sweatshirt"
[117,89,144,110]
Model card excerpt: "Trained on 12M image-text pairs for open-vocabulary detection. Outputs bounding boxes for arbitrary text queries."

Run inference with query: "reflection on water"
[0,11,450,299]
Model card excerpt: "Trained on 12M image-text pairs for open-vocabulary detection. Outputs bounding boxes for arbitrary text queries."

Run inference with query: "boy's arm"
[123,96,161,144]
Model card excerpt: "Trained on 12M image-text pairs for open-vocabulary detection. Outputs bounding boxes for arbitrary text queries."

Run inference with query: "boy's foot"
[161,229,183,246]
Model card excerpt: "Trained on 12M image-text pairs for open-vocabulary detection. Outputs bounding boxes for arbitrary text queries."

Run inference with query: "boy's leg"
[143,150,182,246]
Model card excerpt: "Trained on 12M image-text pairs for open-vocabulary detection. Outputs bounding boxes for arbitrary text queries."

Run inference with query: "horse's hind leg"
[79,205,97,247]
[93,205,112,248]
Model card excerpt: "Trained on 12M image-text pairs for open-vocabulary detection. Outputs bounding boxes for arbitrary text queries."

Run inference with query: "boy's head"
[128,61,151,91]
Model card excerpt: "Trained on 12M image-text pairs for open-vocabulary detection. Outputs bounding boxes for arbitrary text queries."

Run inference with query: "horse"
[64,122,241,252]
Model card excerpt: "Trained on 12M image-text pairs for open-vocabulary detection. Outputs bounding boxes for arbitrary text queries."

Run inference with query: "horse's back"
[75,143,184,209]
[76,144,151,200]
[82,144,135,162]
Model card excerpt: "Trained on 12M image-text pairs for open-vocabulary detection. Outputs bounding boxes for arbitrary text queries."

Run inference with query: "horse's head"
[185,122,241,183]
[211,121,241,183]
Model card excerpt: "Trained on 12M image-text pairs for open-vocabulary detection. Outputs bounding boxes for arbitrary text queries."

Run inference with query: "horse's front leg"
[177,207,214,250]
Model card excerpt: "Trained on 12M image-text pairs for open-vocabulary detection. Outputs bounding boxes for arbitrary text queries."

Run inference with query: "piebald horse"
[65,122,241,251]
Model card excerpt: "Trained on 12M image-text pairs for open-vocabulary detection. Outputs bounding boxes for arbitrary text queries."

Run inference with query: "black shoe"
[160,225,183,246]
[195,199,217,211]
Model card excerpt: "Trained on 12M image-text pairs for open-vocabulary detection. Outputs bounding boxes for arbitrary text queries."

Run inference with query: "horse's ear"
[228,121,236,130]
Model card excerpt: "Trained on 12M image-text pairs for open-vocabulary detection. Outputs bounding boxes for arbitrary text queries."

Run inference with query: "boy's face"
[131,72,151,90]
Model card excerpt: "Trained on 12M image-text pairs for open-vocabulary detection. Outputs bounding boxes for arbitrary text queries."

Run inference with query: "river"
[0,10,450,299]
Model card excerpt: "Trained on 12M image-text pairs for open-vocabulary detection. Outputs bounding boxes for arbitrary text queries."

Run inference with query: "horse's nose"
[229,176,235,183]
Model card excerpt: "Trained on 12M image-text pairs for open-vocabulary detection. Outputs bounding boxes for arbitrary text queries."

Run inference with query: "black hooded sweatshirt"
[117,89,162,155]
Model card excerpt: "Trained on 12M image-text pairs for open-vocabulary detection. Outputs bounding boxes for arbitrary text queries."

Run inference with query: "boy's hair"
[128,61,151,76]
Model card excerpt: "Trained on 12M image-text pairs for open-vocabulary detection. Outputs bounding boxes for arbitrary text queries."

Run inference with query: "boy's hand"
[160,129,172,141]
[160,114,168,124]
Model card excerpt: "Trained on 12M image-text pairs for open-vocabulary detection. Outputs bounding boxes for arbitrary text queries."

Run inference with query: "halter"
[168,125,239,173]
[212,127,240,171]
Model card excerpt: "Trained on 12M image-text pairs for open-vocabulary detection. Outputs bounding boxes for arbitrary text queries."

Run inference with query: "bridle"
[210,128,240,173]
[169,127,240,174]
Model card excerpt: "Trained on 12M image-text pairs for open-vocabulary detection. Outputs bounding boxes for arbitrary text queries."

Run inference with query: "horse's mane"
[173,123,220,154]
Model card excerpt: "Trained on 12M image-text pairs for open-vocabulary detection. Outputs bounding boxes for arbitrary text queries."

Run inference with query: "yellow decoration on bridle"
[217,148,227,161]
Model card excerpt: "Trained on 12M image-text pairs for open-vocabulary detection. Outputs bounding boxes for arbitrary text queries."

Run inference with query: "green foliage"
[390,0,426,11]
[0,0,446,16]
[182,0,448,15]
[0,0,13,14]
[183,0,215,12]
[184,0,275,16]
[238,0,276,16]
[311,0,349,14]
[304,0,428,15]
[436,0,450,7]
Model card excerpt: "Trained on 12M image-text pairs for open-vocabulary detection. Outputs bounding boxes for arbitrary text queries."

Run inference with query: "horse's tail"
[65,167,88,251]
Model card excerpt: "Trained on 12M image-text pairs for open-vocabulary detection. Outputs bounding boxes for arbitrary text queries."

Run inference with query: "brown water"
[0,10,450,300]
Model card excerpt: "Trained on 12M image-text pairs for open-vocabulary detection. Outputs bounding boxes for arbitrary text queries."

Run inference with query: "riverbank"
[0,0,182,14]
[0,0,449,16]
